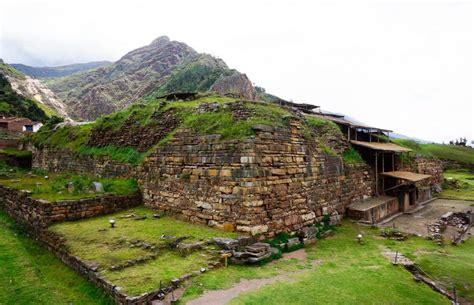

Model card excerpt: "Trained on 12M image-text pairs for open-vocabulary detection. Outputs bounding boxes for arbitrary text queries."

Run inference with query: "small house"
[0,117,43,132]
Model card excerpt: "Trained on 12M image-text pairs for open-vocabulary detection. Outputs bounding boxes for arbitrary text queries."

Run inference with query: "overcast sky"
[0,0,472,143]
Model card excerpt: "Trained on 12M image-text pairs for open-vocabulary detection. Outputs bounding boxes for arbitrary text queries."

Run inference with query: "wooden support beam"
[375,152,378,196]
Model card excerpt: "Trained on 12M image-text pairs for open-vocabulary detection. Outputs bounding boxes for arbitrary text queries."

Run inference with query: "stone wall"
[0,184,141,230]
[0,184,177,304]
[30,145,135,178]
[141,120,375,237]
[400,156,443,188]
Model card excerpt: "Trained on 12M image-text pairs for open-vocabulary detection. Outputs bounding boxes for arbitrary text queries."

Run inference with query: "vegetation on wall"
[342,146,364,165]
[0,170,138,202]
[32,94,293,164]
[30,123,145,165]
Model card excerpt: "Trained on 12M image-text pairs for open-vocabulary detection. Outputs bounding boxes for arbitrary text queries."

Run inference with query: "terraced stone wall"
[0,184,141,230]
[141,120,375,237]
[30,145,135,178]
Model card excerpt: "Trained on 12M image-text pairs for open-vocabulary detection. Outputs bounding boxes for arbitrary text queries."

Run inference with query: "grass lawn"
[393,139,474,165]
[179,222,450,305]
[384,234,474,302]
[0,210,112,305]
[422,144,474,165]
[49,206,238,296]
[0,170,138,202]
[441,169,474,201]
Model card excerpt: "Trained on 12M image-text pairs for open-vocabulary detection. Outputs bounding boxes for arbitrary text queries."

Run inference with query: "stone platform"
[348,196,399,224]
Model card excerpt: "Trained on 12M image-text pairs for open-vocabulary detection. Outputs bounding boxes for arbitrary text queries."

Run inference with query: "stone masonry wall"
[0,184,141,230]
[141,121,375,237]
[30,145,135,178]
[400,156,443,188]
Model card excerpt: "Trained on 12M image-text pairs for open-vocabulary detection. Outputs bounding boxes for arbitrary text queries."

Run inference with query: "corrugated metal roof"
[382,171,431,182]
[350,140,412,152]
[306,113,393,133]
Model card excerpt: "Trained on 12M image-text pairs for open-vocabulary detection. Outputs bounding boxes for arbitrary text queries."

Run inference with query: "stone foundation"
[30,145,135,178]
[0,184,141,230]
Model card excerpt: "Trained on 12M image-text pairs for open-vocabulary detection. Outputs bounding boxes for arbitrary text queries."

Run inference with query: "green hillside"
[0,65,49,122]
[146,55,235,100]
[393,139,474,165]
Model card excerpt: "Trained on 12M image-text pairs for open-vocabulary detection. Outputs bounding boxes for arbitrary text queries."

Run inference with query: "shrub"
[342,146,364,164]
[320,144,336,156]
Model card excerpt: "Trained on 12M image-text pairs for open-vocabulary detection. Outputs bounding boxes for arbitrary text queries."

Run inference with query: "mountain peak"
[150,36,170,47]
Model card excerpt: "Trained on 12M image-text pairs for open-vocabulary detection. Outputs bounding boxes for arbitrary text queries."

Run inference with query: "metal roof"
[350,140,412,152]
[306,113,393,133]
[382,171,431,182]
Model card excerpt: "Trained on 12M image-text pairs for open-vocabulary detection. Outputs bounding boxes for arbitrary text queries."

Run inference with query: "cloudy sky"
[0,0,472,143]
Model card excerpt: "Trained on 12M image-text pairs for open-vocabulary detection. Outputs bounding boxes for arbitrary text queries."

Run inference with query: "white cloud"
[0,0,472,142]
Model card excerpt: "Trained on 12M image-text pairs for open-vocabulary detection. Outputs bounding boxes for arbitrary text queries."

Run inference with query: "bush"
[342,146,364,164]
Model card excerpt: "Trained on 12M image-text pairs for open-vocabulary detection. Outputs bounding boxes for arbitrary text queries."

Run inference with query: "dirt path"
[186,249,312,305]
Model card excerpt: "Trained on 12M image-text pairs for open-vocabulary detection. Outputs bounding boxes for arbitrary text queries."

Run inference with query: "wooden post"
[381,153,385,194]
[392,153,395,171]
[355,128,358,141]
[375,152,379,196]
[347,127,350,143]
[382,153,385,173]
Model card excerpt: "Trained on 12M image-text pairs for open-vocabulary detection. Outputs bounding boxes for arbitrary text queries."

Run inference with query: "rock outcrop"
[0,62,69,119]
[211,72,256,100]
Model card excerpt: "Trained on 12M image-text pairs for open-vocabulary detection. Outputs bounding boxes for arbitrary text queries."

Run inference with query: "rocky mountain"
[11,61,111,79]
[0,61,69,121]
[46,36,256,121]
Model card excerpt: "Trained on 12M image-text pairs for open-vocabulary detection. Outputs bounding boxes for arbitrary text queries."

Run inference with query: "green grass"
[30,123,144,165]
[422,144,474,165]
[0,171,138,202]
[0,210,113,305]
[179,222,449,305]
[342,145,364,165]
[383,233,474,302]
[0,147,32,158]
[319,143,336,156]
[393,139,474,165]
[440,169,474,201]
[0,63,26,79]
[306,116,339,130]
[49,206,239,296]
[32,95,292,164]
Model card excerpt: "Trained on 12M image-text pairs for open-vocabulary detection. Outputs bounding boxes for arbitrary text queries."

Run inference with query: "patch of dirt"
[186,274,295,305]
[282,248,308,260]
[187,249,315,305]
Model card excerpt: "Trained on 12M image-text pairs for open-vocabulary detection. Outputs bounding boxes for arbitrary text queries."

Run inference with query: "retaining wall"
[141,121,375,237]
[0,184,141,230]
